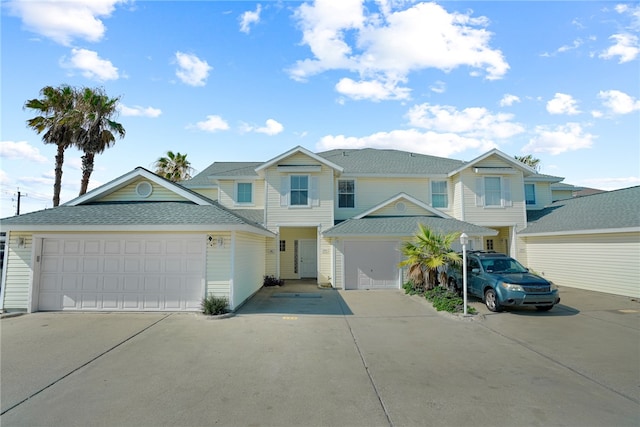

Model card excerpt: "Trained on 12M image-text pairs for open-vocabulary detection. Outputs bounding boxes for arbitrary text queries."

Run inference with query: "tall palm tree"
[515,154,541,172]
[153,151,195,182]
[399,224,461,291]
[24,85,79,206]
[75,87,125,195]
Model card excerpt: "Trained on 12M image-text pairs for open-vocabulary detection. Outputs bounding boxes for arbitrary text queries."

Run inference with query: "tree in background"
[75,87,125,196]
[399,224,461,291]
[515,154,541,172]
[24,85,78,206]
[153,151,195,182]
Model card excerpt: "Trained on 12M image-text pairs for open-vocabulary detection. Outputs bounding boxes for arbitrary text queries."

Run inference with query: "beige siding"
[552,189,573,202]
[232,232,266,308]
[279,227,317,279]
[217,179,265,209]
[523,232,640,297]
[2,232,33,311]
[205,231,232,302]
[333,239,345,289]
[265,237,277,277]
[98,178,189,202]
[451,180,464,219]
[369,199,432,216]
[525,182,553,210]
[192,188,218,201]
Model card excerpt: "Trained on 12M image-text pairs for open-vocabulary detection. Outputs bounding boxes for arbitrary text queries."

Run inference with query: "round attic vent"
[136,181,153,198]
[395,201,406,212]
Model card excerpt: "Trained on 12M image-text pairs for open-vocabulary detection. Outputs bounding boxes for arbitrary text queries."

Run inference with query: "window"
[279,240,286,252]
[236,182,253,204]
[486,239,494,251]
[338,180,355,208]
[484,177,502,206]
[476,177,512,207]
[525,184,536,205]
[290,175,309,206]
[431,181,448,208]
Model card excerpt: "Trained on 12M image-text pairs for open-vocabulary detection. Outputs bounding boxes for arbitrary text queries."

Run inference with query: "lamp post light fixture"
[460,232,469,315]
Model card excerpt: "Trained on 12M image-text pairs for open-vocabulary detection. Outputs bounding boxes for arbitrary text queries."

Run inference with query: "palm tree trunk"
[79,152,95,196]
[53,144,65,206]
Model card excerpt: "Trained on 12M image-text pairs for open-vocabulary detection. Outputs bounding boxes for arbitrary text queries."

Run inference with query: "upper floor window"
[338,179,355,208]
[236,182,253,204]
[524,184,536,205]
[475,177,512,208]
[290,175,309,206]
[431,181,448,208]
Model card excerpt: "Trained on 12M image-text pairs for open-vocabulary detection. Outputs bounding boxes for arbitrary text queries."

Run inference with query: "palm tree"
[399,224,462,291]
[75,87,125,195]
[24,85,79,206]
[153,151,195,182]
[515,154,541,172]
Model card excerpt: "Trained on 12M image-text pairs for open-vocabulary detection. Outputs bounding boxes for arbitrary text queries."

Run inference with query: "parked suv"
[447,251,560,312]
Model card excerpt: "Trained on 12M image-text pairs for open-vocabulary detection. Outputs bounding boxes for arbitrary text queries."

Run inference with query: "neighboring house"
[2,145,622,313]
[520,186,640,298]
[550,182,583,202]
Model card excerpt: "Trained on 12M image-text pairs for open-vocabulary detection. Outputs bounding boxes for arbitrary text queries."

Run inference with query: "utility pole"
[14,189,27,216]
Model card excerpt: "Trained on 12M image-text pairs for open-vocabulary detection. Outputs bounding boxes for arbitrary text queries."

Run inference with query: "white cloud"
[523,123,595,155]
[60,48,119,81]
[255,119,284,136]
[190,115,229,132]
[316,128,496,158]
[119,104,162,118]
[578,176,640,191]
[290,1,508,101]
[239,4,261,34]
[429,80,446,94]
[335,77,410,101]
[598,89,640,114]
[407,103,525,139]
[600,33,639,63]
[175,52,212,86]
[7,0,126,45]
[0,169,9,185]
[499,94,520,107]
[546,93,580,115]
[0,140,48,163]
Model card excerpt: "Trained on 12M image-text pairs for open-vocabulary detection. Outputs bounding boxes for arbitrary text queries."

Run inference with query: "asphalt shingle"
[323,216,497,237]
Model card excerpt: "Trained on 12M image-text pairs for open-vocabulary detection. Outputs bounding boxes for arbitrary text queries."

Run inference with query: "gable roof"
[183,162,262,187]
[0,201,274,235]
[317,148,464,176]
[521,186,640,235]
[255,146,344,174]
[355,193,451,219]
[67,167,212,206]
[447,148,537,177]
[323,216,497,237]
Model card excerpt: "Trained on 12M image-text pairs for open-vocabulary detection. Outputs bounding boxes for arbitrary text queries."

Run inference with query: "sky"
[1,0,639,218]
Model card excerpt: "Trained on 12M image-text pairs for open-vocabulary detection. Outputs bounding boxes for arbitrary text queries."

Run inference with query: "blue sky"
[1,0,639,218]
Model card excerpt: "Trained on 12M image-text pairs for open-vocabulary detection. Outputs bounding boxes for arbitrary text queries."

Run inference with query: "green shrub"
[202,295,229,315]
[423,287,476,314]
[263,275,284,287]
[402,281,421,295]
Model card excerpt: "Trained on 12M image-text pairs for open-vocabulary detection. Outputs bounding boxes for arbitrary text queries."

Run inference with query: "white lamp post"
[460,233,469,315]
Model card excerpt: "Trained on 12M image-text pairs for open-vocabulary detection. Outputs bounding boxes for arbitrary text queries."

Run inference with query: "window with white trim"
[431,180,448,208]
[338,179,355,208]
[475,176,512,208]
[290,175,309,206]
[524,183,536,205]
[236,182,253,204]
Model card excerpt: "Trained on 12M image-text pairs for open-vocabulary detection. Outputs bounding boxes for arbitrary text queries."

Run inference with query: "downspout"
[230,231,236,310]
[460,180,466,221]
[0,231,9,312]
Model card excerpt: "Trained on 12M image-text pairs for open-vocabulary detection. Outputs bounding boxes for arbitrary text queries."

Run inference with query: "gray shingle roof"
[323,216,497,237]
[0,201,269,231]
[522,186,640,234]
[317,148,465,175]
[183,162,261,187]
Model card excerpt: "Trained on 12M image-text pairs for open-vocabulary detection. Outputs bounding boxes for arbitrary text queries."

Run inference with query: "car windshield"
[481,258,528,273]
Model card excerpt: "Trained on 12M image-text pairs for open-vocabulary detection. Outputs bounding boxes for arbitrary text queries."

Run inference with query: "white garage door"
[344,241,400,290]
[38,235,205,311]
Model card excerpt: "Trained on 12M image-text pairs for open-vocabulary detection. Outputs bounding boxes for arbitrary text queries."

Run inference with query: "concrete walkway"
[1,285,638,426]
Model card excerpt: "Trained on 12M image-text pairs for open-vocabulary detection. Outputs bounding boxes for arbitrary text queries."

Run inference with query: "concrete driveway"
[1,285,638,427]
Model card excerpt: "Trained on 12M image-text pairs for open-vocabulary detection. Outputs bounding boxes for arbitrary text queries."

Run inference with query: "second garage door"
[344,241,401,290]
[37,234,205,311]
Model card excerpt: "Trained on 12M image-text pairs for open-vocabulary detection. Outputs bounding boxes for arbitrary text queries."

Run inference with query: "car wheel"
[536,305,554,312]
[484,288,502,312]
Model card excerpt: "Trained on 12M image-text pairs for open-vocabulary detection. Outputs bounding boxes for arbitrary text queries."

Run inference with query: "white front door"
[298,239,317,278]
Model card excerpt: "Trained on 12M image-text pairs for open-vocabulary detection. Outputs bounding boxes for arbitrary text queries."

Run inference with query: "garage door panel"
[38,235,205,311]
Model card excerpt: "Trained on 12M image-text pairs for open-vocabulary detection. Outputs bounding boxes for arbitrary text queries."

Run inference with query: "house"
[520,186,640,298]
[2,145,612,313]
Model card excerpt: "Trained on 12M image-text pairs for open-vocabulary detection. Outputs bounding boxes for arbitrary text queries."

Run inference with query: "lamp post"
[460,233,469,315]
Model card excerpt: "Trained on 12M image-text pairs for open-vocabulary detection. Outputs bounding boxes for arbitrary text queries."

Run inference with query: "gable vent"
[136,181,153,198]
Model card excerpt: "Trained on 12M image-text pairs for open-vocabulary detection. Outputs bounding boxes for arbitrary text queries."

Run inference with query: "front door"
[298,239,317,278]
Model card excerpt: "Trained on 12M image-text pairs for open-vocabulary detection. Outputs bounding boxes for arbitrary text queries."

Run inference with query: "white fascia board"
[448,148,536,177]
[5,223,276,237]
[65,168,213,206]
[525,176,565,183]
[255,146,344,174]
[339,173,448,179]
[519,227,640,237]
[355,192,451,219]
[208,175,257,181]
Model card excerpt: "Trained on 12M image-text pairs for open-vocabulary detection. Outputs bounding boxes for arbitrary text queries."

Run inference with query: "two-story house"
[0,145,580,313]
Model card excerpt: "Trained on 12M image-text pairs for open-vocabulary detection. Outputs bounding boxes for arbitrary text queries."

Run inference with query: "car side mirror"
[471,268,480,274]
